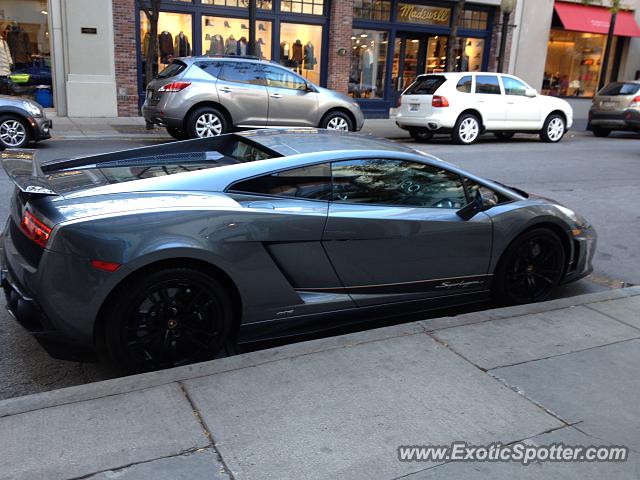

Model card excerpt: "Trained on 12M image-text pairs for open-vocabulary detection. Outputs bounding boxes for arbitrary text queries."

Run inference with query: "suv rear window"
[599,82,640,96]
[157,60,187,79]
[405,75,446,95]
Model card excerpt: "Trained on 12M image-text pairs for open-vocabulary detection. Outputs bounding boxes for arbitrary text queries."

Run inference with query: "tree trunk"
[445,0,465,72]
[142,0,161,88]
[598,12,617,91]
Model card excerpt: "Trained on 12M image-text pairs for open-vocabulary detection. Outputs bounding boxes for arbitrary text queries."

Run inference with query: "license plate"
[601,101,616,108]
[409,104,420,111]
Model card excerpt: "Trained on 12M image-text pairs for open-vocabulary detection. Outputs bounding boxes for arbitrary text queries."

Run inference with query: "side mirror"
[525,88,537,98]
[457,191,496,221]
[305,82,315,93]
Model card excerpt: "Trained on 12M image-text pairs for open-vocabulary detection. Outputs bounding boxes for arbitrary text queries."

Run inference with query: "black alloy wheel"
[103,268,232,373]
[494,228,565,305]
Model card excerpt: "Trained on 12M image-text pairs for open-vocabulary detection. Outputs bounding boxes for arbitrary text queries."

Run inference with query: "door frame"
[393,32,428,104]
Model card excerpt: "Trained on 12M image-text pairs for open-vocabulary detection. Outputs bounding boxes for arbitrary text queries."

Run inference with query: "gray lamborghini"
[1,130,596,372]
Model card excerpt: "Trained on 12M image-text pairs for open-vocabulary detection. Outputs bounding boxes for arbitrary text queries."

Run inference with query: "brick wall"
[113,0,139,116]
[326,0,353,94]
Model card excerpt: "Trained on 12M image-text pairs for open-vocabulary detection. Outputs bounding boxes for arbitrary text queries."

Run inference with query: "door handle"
[507,101,515,104]
[219,87,232,93]
[270,93,282,99]
[246,201,275,210]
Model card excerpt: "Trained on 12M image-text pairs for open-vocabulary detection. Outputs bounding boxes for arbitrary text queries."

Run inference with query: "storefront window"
[279,23,322,84]
[453,37,484,72]
[354,0,391,21]
[201,0,272,9]
[426,36,446,73]
[281,0,324,16]
[201,16,272,60]
[0,1,53,106]
[543,29,610,97]
[140,12,193,66]
[458,10,489,30]
[349,29,387,99]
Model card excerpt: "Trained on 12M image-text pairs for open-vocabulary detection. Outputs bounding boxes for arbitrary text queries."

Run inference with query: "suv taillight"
[432,96,449,108]
[629,96,640,107]
[158,81,191,93]
[20,211,51,248]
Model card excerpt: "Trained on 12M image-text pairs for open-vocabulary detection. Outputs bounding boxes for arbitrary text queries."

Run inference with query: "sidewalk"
[1,287,639,480]
[46,98,592,141]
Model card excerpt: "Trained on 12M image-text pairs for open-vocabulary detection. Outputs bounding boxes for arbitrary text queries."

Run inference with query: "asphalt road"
[0,131,638,400]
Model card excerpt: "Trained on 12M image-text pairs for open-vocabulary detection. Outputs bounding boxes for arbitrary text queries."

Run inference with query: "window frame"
[456,75,473,94]
[500,75,529,97]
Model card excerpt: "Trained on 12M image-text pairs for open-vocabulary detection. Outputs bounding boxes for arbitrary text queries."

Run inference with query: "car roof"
[236,128,420,156]
[178,55,275,66]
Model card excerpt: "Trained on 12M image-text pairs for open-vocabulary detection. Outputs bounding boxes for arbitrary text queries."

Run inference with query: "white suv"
[395,72,573,145]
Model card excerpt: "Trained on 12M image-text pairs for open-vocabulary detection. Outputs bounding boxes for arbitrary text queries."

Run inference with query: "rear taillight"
[629,96,640,107]
[396,95,403,108]
[20,211,51,248]
[432,96,450,108]
[158,81,191,93]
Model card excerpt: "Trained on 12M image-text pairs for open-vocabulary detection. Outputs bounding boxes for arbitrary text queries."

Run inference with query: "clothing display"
[174,32,191,57]
[158,31,174,63]
[142,32,151,57]
[225,35,238,56]
[361,47,373,88]
[237,37,248,56]
[303,42,316,70]
[280,42,290,61]
[207,34,225,55]
[257,38,265,60]
[7,26,30,64]
[0,38,12,77]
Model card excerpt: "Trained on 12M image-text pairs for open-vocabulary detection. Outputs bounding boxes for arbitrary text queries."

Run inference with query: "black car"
[0,95,52,149]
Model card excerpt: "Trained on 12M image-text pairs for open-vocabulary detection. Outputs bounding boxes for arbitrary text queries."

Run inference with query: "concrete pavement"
[1,287,639,480]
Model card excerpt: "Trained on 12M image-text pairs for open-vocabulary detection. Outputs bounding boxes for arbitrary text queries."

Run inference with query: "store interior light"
[41,10,48,14]
[360,33,368,38]
[351,36,356,40]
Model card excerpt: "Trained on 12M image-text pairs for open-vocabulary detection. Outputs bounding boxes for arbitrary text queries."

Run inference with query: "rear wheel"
[493,228,565,305]
[592,127,611,138]
[102,267,233,373]
[540,113,566,143]
[452,114,480,145]
[187,106,228,139]
[409,128,434,142]
[166,126,188,140]
[0,115,30,149]
[320,111,354,131]
[494,132,515,140]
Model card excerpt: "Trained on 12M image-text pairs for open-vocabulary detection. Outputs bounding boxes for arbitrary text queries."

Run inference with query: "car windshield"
[599,82,640,96]
[405,75,447,95]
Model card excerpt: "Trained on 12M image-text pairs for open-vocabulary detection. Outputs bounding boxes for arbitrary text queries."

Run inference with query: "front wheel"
[0,115,30,149]
[540,114,566,143]
[493,228,566,305]
[187,107,228,138]
[102,268,233,373]
[452,114,481,145]
[320,111,354,131]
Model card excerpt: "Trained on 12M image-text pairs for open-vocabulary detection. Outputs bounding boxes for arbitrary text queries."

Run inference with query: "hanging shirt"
[0,39,12,76]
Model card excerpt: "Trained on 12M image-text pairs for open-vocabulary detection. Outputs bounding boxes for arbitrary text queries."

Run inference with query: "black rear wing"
[1,149,57,196]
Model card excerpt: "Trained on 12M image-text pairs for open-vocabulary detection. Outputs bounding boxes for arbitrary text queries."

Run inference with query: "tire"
[452,113,481,145]
[492,228,566,306]
[494,132,515,140]
[102,267,233,373]
[592,127,611,138]
[539,113,566,143]
[409,128,434,142]
[187,106,228,139]
[320,111,354,131]
[166,126,188,140]
[0,115,31,149]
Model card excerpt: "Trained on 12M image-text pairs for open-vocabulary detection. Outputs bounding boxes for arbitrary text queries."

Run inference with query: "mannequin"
[237,37,248,56]
[292,39,303,74]
[280,41,290,66]
[158,30,174,63]
[303,41,316,72]
[257,38,265,60]
[225,35,237,55]
[208,34,224,55]
[0,28,13,94]
[361,46,373,90]
[174,31,191,57]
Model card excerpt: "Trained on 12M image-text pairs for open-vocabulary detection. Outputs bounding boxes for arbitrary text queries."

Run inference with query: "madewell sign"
[397,4,450,26]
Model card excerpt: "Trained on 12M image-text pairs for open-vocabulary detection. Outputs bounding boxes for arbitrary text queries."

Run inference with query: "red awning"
[555,2,640,37]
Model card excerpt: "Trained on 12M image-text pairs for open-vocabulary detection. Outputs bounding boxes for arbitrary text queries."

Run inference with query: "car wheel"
[592,127,611,138]
[494,132,515,140]
[166,126,188,140]
[409,128,434,142]
[102,267,233,373]
[452,114,480,145]
[540,114,566,143]
[187,107,228,139]
[493,228,566,305]
[0,115,30,149]
[321,111,353,131]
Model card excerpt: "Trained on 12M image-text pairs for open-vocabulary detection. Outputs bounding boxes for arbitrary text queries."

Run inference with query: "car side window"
[196,61,223,79]
[475,75,501,95]
[456,75,473,93]
[502,76,528,96]
[263,66,307,91]
[218,62,264,86]
[331,159,466,209]
[464,179,510,205]
[228,163,331,200]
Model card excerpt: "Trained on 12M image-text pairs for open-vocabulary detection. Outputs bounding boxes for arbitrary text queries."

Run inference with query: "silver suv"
[143,56,365,139]
[588,81,640,137]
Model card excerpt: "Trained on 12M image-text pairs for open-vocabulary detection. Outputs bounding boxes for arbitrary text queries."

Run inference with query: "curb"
[1,286,638,419]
